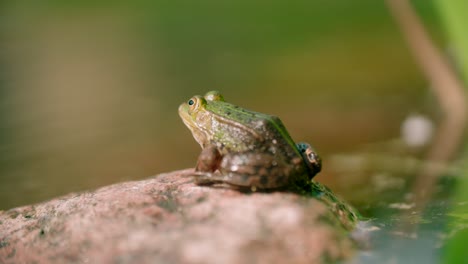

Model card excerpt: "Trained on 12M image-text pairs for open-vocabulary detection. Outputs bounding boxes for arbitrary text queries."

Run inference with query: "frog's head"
[178,91,225,148]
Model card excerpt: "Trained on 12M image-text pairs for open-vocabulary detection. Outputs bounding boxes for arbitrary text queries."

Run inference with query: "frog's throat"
[181,117,210,148]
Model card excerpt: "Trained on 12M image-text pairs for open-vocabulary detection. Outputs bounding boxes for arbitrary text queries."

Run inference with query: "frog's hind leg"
[228,173,286,191]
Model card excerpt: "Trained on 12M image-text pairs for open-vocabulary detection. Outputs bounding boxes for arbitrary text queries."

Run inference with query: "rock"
[0,169,357,263]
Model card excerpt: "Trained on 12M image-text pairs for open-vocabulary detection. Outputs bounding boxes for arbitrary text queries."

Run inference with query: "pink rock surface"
[0,169,355,263]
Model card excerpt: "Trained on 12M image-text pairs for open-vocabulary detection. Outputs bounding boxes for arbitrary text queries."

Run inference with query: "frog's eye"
[187,98,197,110]
[187,96,206,111]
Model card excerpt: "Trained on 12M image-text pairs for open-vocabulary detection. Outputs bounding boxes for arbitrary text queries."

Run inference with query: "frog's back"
[206,101,298,154]
[208,102,291,136]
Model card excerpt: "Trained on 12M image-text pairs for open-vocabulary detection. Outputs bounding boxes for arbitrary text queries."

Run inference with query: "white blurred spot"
[388,203,415,210]
[401,114,434,147]
[372,173,405,192]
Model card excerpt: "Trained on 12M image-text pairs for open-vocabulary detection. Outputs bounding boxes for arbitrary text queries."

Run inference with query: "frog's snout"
[178,103,186,115]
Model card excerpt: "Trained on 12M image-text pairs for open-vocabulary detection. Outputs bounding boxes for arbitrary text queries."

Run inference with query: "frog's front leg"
[193,145,226,186]
[195,145,222,172]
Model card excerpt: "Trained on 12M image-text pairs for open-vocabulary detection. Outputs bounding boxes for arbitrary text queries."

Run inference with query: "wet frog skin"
[178,91,321,189]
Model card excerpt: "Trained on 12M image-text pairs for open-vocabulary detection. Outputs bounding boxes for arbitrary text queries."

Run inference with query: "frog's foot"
[192,171,226,186]
[192,171,258,192]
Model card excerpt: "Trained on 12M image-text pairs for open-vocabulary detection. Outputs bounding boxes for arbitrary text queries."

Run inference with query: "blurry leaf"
[444,154,468,262]
[435,0,468,83]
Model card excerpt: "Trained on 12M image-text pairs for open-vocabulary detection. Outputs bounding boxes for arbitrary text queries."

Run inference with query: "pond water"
[1,1,466,263]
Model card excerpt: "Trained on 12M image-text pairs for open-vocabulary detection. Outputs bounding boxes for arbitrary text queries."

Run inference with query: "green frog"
[178,91,321,189]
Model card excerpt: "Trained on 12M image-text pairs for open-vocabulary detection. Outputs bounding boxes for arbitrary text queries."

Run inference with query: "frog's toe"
[192,172,224,186]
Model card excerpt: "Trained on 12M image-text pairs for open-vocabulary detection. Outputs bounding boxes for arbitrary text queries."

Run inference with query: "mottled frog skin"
[179,91,321,189]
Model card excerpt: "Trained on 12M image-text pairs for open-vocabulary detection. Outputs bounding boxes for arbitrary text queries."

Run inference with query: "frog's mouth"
[178,104,195,128]
[178,103,208,148]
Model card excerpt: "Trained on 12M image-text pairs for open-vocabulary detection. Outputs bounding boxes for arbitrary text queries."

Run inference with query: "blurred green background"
[0,0,439,209]
[1,1,466,262]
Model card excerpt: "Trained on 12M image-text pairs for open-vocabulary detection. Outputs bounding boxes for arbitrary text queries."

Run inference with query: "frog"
[178,91,321,190]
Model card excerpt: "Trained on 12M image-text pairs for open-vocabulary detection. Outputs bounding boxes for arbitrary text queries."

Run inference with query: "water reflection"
[328,130,468,263]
